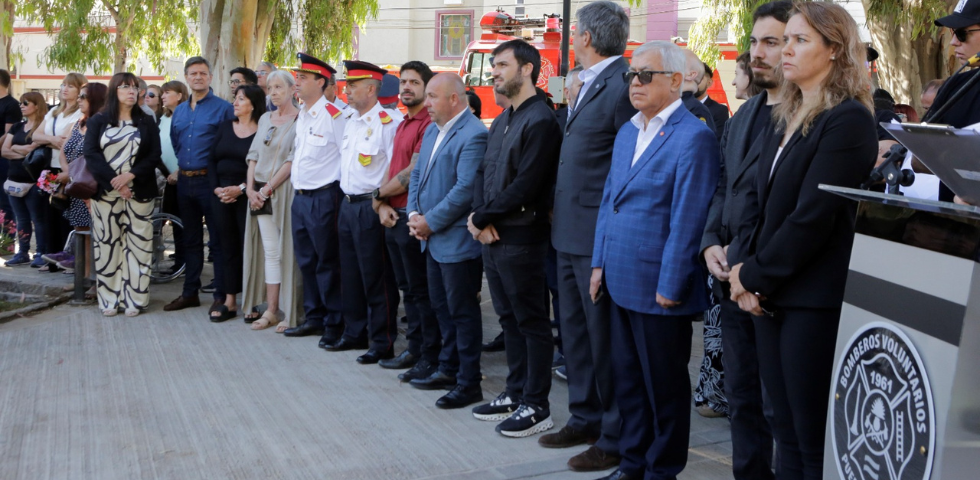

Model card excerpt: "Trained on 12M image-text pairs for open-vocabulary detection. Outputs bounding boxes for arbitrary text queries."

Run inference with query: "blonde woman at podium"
[726,3,878,479]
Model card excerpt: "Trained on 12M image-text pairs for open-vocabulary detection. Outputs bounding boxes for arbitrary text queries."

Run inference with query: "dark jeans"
[483,241,553,409]
[338,198,399,351]
[9,186,48,255]
[557,250,619,454]
[162,182,184,267]
[610,304,693,480]
[291,185,343,334]
[0,157,16,226]
[211,194,247,295]
[720,298,775,480]
[754,307,840,480]
[385,213,439,362]
[546,244,561,353]
[428,252,483,387]
[177,175,224,300]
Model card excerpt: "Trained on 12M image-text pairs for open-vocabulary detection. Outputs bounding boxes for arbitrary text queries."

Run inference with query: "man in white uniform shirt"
[323,60,402,365]
[282,53,348,346]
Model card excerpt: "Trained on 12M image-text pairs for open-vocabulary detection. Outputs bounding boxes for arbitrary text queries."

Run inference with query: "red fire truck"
[458,8,734,120]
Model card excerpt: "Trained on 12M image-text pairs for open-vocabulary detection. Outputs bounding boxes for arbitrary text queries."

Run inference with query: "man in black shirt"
[0,69,23,226]
[467,39,561,438]
[700,2,793,479]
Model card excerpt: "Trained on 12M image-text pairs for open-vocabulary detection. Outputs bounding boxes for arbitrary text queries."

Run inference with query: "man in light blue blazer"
[589,41,719,480]
[406,74,489,409]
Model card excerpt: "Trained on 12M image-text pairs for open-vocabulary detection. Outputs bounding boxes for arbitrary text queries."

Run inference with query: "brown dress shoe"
[164,295,201,311]
[568,445,621,472]
[538,425,596,449]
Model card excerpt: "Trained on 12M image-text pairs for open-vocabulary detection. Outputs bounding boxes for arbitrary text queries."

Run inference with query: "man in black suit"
[700,2,792,479]
[543,1,635,473]
[698,63,730,139]
[680,49,716,135]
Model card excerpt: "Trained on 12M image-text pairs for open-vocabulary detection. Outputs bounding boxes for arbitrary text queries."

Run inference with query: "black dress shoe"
[410,370,457,390]
[398,359,436,382]
[324,337,369,352]
[379,350,419,370]
[482,332,505,352]
[436,384,484,409]
[318,335,339,349]
[357,348,394,364]
[282,321,325,337]
[594,469,632,480]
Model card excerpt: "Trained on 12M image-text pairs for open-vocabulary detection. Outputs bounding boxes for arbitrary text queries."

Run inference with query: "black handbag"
[250,181,273,216]
[24,147,52,179]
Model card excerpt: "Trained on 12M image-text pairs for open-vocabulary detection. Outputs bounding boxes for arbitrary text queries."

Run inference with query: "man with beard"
[370,62,441,377]
[700,2,791,479]
[467,39,561,438]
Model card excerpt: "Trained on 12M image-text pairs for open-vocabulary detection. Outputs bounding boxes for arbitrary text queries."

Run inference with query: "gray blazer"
[552,57,636,256]
[701,91,770,254]
[407,111,488,264]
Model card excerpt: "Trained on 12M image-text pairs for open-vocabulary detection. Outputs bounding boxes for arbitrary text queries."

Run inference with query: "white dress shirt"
[629,98,683,166]
[290,95,346,190]
[340,101,401,194]
[576,55,622,109]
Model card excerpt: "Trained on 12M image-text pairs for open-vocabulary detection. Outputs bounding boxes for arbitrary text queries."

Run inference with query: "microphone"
[967,52,980,68]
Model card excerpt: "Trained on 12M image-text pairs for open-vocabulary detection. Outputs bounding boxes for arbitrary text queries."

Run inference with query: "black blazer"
[703,97,730,141]
[552,57,636,256]
[730,98,876,309]
[83,111,162,201]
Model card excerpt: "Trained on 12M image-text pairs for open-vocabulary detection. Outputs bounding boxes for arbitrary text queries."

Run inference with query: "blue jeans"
[177,175,224,300]
[9,186,48,255]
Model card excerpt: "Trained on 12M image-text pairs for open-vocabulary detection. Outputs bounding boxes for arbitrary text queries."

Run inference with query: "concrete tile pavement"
[0,262,735,479]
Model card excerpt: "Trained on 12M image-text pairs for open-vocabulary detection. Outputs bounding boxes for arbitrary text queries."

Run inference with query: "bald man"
[680,49,716,135]
[406,74,490,409]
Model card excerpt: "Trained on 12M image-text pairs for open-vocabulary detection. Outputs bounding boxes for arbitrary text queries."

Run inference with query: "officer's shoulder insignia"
[325,103,342,119]
[699,117,708,123]
[379,110,392,124]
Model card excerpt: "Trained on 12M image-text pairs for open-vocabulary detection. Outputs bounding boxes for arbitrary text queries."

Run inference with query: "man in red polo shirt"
[372,61,440,377]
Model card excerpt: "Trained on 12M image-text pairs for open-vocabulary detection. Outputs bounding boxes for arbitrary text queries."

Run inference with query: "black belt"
[394,207,407,214]
[295,182,338,195]
[344,192,373,203]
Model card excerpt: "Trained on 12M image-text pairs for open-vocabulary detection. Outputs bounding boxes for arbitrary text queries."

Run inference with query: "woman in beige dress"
[242,69,302,331]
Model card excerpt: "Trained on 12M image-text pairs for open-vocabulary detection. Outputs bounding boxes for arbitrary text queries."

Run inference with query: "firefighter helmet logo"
[832,322,935,480]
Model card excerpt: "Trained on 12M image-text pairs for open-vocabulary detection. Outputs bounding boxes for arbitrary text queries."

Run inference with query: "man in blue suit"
[590,41,719,480]
[406,73,488,409]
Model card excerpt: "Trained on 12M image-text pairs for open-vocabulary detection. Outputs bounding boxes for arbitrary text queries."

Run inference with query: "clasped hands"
[111,172,135,200]
[728,262,765,316]
[214,185,242,204]
[466,213,499,245]
[246,185,272,210]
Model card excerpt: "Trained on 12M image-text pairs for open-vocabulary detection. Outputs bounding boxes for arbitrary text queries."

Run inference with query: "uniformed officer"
[379,73,405,122]
[281,52,347,345]
[323,60,402,364]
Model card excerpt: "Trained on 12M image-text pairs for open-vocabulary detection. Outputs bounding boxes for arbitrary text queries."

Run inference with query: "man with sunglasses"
[701,3,791,479]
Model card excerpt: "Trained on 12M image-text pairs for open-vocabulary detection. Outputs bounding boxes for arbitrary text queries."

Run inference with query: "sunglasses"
[952,27,980,42]
[623,70,674,85]
[263,126,277,146]
[20,101,31,106]
[145,92,156,98]
[79,94,87,100]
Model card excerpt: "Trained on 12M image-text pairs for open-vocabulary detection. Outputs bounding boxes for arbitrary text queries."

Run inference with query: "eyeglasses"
[256,71,268,77]
[145,92,156,98]
[79,94,87,100]
[263,126,277,146]
[117,84,136,91]
[228,79,243,87]
[623,70,674,85]
[952,27,980,42]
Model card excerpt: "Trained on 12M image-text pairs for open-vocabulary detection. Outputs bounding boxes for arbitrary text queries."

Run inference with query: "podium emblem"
[832,322,935,480]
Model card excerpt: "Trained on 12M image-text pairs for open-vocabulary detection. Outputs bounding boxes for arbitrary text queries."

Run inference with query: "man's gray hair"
[266,69,295,88]
[576,1,630,57]
[633,41,687,75]
[259,61,277,71]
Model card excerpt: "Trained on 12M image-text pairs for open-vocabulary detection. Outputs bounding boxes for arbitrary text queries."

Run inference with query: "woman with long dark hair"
[42,83,108,280]
[728,3,877,477]
[207,84,265,322]
[1,93,49,266]
[83,72,162,317]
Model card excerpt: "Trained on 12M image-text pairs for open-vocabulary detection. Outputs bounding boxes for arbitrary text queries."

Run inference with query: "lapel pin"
[659,132,664,136]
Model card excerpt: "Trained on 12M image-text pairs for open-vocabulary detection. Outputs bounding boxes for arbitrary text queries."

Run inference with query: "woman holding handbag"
[241,70,301,331]
[42,83,108,281]
[1,93,49,267]
[83,73,162,317]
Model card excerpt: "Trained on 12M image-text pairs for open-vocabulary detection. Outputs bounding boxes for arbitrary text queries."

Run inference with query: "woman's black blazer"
[83,111,162,201]
[730,98,877,309]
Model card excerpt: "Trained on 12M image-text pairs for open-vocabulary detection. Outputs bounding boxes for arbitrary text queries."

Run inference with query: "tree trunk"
[862,0,956,114]
[199,0,277,101]
[0,0,13,70]
[114,31,128,73]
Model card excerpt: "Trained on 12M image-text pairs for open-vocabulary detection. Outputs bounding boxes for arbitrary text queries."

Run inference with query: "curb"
[0,292,73,324]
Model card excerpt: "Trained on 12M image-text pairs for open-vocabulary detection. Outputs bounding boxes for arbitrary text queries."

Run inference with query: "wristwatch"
[371,188,382,200]
[238,183,247,193]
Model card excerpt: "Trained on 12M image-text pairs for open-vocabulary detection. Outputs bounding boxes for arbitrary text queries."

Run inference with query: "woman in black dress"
[207,84,265,321]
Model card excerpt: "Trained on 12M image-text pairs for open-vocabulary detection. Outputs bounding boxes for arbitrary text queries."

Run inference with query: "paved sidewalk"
[0,262,735,480]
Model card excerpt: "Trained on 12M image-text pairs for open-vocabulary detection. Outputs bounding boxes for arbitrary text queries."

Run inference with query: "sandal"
[243,305,266,324]
[102,308,118,317]
[251,310,281,331]
[275,321,289,334]
[210,304,238,323]
[125,308,140,317]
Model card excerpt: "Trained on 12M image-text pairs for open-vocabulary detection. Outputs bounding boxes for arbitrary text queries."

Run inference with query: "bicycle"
[149,197,184,283]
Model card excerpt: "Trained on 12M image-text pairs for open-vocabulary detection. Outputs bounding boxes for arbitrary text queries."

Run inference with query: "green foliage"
[22,0,198,74]
[689,0,771,69]
[266,0,380,67]
[864,0,949,40]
